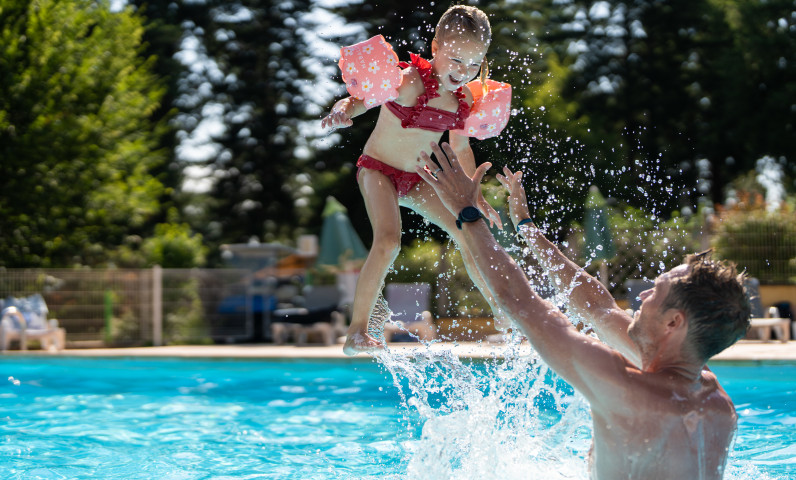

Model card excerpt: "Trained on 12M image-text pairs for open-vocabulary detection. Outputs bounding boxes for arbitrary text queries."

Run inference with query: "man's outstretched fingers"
[440,142,459,170]
[418,150,438,176]
[428,142,448,169]
[473,162,491,184]
[415,161,437,185]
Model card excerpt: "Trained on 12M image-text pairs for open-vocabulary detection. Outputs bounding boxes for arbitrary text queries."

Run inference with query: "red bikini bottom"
[356,154,423,197]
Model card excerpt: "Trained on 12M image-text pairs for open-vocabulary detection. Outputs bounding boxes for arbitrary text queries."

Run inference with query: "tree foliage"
[0,0,169,267]
[544,0,795,210]
[135,0,324,256]
[712,192,796,284]
[4,0,793,268]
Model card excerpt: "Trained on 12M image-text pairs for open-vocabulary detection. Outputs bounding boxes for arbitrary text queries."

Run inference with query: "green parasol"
[316,196,368,268]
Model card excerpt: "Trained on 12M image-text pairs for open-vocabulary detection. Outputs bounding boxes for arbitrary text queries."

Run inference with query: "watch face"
[461,206,481,222]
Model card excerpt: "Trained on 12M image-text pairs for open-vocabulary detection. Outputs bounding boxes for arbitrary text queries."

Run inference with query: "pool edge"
[2,340,795,361]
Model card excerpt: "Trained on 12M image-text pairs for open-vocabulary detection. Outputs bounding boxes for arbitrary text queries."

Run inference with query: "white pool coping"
[3,340,795,361]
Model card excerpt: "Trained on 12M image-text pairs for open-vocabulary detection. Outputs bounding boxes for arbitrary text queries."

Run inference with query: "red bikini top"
[385,54,470,132]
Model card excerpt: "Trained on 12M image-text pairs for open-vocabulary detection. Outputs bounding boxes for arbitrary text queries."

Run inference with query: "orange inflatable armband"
[452,79,512,140]
[338,35,401,108]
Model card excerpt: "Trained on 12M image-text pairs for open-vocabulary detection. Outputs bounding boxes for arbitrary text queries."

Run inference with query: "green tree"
[696,0,796,202]
[151,0,322,253]
[0,0,169,267]
[141,222,207,268]
[544,0,795,211]
[712,191,796,284]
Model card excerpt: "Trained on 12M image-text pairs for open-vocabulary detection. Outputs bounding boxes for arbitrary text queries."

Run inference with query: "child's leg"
[401,182,511,329]
[343,168,402,355]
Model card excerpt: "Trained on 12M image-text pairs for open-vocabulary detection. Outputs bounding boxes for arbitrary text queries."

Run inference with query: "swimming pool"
[0,354,793,479]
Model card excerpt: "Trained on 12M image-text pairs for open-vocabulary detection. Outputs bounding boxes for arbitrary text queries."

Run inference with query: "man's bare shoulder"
[592,362,733,414]
[590,366,736,478]
[624,367,735,420]
[571,345,643,406]
[696,368,737,421]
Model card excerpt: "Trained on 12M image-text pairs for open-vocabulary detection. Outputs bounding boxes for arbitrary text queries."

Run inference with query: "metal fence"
[0,267,259,347]
[713,218,796,284]
[1,219,792,347]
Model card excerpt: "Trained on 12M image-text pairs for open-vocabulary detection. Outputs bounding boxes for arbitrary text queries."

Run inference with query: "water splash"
[370,340,779,480]
[367,18,778,476]
[370,253,778,479]
[371,341,591,480]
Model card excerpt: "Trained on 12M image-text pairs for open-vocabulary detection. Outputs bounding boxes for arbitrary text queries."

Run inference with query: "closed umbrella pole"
[583,186,615,286]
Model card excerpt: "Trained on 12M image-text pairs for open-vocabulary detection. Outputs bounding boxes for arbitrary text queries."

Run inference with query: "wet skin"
[324,35,502,355]
[416,142,738,479]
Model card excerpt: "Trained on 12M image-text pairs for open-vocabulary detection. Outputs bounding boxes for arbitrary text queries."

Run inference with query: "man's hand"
[496,167,532,228]
[416,142,491,217]
[478,194,504,230]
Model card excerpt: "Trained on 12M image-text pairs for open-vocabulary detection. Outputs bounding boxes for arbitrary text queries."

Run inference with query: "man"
[416,142,751,480]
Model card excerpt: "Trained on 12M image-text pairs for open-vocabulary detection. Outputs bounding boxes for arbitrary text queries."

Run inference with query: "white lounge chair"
[750,306,790,343]
[383,282,437,343]
[271,285,346,346]
[745,278,790,343]
[1,294,66,351]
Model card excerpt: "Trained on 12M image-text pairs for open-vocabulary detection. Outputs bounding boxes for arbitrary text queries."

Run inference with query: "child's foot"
[343,294,392,356]
[343,331,384,356]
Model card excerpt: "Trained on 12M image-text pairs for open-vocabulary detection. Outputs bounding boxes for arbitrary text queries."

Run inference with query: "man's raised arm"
[415,143,632,402]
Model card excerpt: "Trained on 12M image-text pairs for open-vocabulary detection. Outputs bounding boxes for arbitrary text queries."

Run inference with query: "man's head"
[660,252,751,362]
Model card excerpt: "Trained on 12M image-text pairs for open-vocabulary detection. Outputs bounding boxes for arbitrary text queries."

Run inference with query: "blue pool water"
[0,354,793,479]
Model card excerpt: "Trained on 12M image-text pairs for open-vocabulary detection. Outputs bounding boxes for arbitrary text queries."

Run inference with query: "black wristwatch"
[456,206,483,230]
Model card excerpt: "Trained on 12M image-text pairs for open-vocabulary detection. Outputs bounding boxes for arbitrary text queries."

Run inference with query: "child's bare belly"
[362,110,447,172]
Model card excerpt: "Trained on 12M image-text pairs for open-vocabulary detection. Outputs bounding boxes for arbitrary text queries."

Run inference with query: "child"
[322,5,509,355]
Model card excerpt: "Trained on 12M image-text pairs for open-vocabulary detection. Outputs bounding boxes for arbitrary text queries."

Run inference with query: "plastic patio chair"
[745,278,790,343]
[1,294,66,351]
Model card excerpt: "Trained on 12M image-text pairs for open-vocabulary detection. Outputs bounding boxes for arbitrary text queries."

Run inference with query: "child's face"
[431,37,488,92]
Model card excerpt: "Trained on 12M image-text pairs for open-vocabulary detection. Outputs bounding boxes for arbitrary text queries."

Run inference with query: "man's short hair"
[662,251,751,361]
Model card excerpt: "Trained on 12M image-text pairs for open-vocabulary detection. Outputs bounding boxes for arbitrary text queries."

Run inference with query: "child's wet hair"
[435,5,491,90]
[434,5,491,46]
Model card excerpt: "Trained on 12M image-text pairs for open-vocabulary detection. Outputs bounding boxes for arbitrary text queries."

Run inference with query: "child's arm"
[322,96,367,129]
[450,132,503,230]
[496,167,640,365]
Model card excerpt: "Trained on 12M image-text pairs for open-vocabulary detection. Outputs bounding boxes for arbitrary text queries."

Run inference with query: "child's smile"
[432,39,488,91]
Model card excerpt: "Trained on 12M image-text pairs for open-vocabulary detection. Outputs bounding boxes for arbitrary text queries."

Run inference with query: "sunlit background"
[1,1,795,479]
[1,0,793,273]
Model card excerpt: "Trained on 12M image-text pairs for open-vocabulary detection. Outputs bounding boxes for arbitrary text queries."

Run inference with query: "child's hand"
[321,109,353,129]
[322,99,354,129]
[496,167,531,228]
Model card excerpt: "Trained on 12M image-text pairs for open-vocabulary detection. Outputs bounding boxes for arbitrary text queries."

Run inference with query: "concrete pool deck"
[3,339,796,362]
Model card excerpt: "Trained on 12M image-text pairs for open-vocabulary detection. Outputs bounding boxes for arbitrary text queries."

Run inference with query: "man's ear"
[665,309,687,333]
[431,38,439,56]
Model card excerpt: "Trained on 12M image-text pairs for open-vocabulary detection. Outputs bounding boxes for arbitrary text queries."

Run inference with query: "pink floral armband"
[451,79,512,140]
[338,35,401,109]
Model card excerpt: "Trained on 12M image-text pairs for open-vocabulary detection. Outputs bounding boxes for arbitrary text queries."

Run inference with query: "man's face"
[628,265,689,349]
